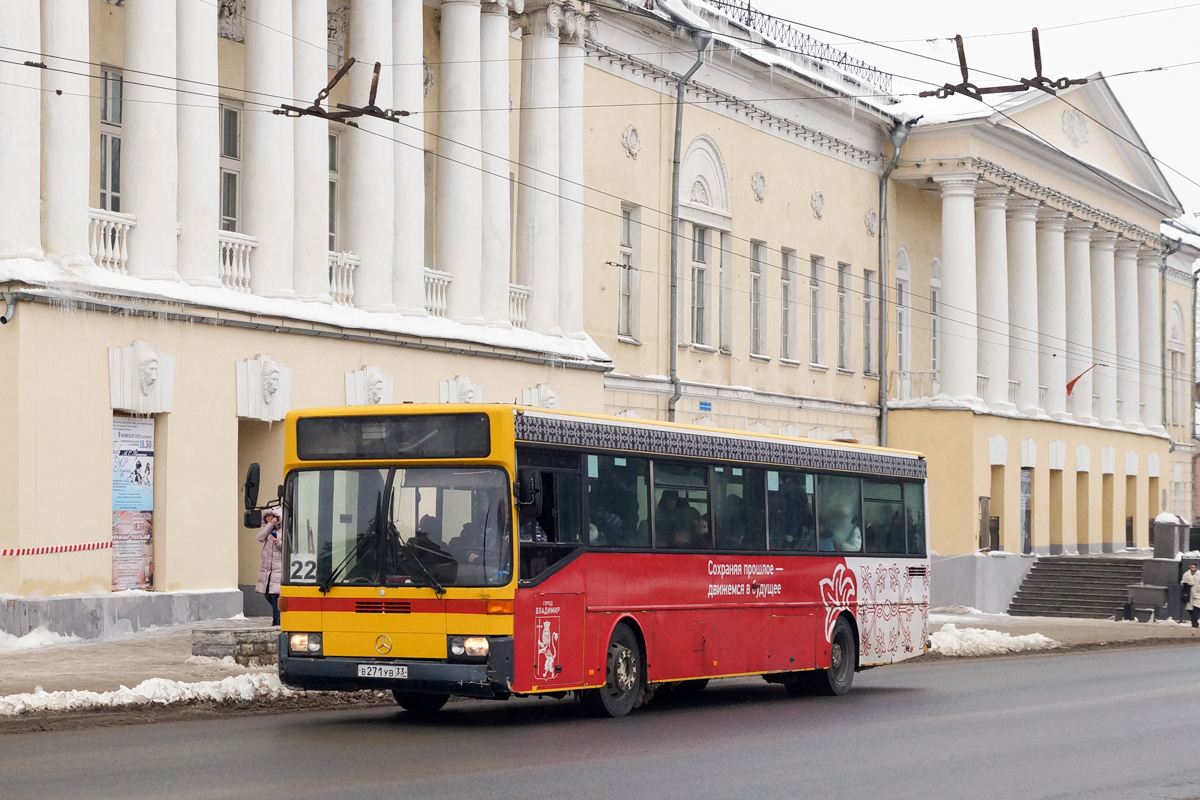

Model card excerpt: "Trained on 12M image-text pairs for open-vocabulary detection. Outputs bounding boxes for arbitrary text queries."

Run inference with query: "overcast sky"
[752,0,1200,221]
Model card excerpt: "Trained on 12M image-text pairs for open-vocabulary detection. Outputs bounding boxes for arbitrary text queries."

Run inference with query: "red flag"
[1066,364,1099,397]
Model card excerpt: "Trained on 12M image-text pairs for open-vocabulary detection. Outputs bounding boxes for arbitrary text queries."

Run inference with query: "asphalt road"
[4,647,1200,800]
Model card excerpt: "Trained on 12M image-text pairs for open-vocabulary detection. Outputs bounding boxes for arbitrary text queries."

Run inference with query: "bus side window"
[585,454,650,548]
[817,475,862,553]
[714,466,766,551]
[523,471,582,544]
[767,470,816,552]
[905,483,926,556]
[863,481,905,554]
[652,462,711,549]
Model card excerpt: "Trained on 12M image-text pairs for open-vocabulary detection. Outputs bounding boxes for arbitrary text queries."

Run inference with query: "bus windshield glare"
[284,467,512,588]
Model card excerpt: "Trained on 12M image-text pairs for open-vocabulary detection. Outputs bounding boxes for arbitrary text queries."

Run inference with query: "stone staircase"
[1007,556,1146,619]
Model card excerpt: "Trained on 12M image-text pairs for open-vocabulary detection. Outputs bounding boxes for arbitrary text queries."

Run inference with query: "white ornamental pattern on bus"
[852,559,930,663]
[818,563,857,643]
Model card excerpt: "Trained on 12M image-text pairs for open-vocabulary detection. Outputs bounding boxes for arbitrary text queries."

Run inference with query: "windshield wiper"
[319,529,375,594]
[391,522,446,597]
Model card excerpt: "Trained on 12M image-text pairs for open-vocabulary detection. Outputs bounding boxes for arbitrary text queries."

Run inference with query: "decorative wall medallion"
[690,180,710,206]
[751,172,767,203]
[811,190,825,220]
[346,365,395,406]
[1062,108,1089,148]
[236,354,292,422]
[423,57,434,97]
[327,4,349,70]
[217,0,246,43]
[109,340,176,415]
[622,124,641,159]
[864,208,878,236]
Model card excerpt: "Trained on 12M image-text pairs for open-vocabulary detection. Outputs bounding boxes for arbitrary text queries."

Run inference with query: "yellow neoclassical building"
[0,0,1193,631]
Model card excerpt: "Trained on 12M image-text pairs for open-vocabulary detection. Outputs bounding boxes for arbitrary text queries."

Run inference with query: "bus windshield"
[285,467,512,589]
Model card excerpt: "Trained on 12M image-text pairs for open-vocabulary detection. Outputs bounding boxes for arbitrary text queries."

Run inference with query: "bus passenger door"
[526,592,585,689]
[766,612,816,672]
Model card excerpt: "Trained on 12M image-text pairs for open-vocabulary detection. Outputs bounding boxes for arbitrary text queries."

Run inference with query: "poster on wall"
[112,416,154,591]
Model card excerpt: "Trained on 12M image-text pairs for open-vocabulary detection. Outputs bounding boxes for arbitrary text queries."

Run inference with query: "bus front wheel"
[580,623,643,718]
[393,690,450,715]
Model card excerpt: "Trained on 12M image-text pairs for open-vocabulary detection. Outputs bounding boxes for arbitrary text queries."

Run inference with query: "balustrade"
[327,251,360,307]
[88,208,137,274]
[890,370,940,401]
[509,284,530,329]
[424,268,453,317]
[218,231,258,293]
[976,374,989,399]
[1008,380,1019,406]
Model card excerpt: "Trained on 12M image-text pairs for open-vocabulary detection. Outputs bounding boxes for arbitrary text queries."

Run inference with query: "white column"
[1114,239,1143,430]
[516,2,562,335]
[0,0,41,257]
[393,0,426,315]
[1138,247,1164,434]
[176,0,221,287]
[1064,219,1095,424]
[346,1,395,311]
[40,0,90,260]
[1090,230,1120,427]
[122,0,179,279]
[242,0,295,297]
[975,186,1012,411]
[932,171,979,400]
[438,0,484,323]
[1006,198,1042,416]
[292,0,330,302]
[479,0,512,326]
[557,7,588,339]
[1036,209,1068,419]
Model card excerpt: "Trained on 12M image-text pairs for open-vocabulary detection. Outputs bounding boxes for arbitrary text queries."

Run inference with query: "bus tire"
[580,623,643,718]
[393,690,450,715]
[815,617,856,696]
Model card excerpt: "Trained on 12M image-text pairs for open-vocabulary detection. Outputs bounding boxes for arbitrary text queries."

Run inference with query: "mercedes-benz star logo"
[375,634,393,655]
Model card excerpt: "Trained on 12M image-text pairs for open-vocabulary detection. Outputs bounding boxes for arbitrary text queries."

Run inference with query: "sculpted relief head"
[365,367,385,405]
[137,346,159,396]
[261,359,280,404]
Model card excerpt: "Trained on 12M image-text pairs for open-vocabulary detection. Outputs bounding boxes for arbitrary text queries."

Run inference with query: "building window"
[837,263,850,371]
[929,288,940,373]
[780,249,796,360]
[691,225,708,345]
[896,279,910,372]
[328,133,339,251]
[1170,350,1186,425]
[809,256,824,365]
[750,241,764,355]
[863,270,877,375]
[99,69,123,211]
[219,103,242,232]
[618,205,639,339]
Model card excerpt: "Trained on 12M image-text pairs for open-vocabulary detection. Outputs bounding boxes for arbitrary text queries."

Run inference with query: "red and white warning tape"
[0,542,113,557]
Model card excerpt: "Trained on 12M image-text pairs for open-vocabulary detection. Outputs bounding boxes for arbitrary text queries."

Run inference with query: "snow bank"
[930,623,1059,657]
[0,673,291,716]
[0,627,81,654]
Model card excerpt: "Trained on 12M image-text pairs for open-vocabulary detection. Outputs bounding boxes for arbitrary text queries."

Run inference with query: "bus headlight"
[448,636,489,659]
[289,632,322,655]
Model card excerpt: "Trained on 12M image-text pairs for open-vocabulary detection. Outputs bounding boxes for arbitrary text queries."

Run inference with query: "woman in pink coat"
[255,507,283,625]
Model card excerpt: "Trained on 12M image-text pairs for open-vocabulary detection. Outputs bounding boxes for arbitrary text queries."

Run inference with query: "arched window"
[679,135,732,352]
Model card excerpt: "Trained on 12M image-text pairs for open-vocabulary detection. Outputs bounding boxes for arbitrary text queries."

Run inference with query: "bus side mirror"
[244,463,260,510]
[244,509,263,529]
[516,469,543,517]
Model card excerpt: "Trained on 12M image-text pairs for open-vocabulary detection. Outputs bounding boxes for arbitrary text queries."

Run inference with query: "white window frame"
[99,68,123,212]
[929,288,941,373]
[219,102,242,232]
[780,249,796,361]
[863,270,877,376]
[618,204,641,341]
[896,278,911,372]
[809,256,825,366]
[836,263,851,371]
[328,132,340,251]
[750,241,765,356]
[691,225,709,346]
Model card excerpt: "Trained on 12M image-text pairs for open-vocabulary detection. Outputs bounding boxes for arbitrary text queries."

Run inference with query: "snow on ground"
[930,623,1059,657]
[0,627,81,654]
[0,673,291,716]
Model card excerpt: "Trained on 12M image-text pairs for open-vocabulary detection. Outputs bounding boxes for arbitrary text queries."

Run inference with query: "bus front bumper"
[277,634,514,699]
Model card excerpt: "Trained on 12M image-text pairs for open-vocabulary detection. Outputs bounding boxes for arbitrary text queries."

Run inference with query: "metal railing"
[327,251,360,307]
[890,369,939,400]
[218,230,258,293]
[423,268,452,317]
[509,284,530,329]
[88,208,137,274]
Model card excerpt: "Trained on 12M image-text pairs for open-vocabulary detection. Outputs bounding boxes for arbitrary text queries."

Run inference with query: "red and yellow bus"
[268,405,929,717]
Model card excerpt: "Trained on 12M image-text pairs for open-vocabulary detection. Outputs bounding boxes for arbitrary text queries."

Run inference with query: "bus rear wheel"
[580,623,643,718]
[814,617,856,696]
[393,690,450,715]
